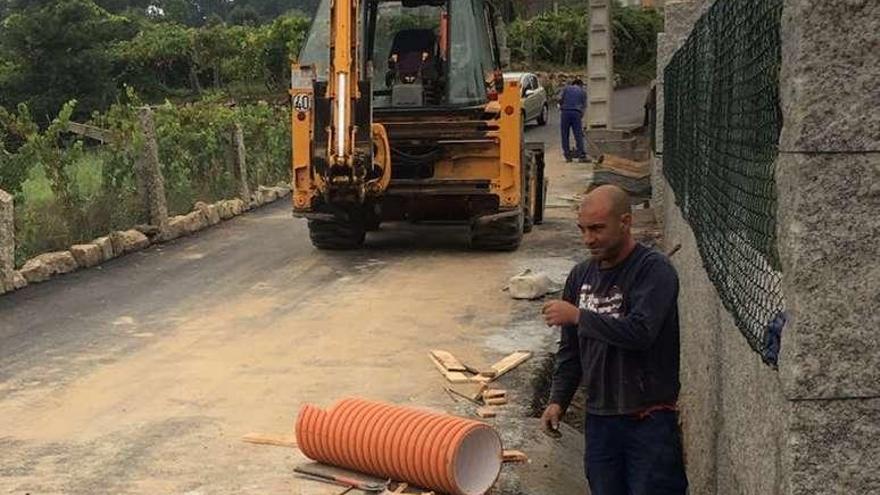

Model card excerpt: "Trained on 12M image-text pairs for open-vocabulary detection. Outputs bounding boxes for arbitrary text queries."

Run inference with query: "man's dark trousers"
[560,109,587,160]
[584,411,689,495]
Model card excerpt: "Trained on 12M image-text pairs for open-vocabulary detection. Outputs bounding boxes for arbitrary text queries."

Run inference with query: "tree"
[0,103,38,195]
[228,4,259,25]
[611,3,663,85]
[113,21,200,95]
[0,0,136,121]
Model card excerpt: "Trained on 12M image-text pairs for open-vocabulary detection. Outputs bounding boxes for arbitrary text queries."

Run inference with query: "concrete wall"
[657,1,880,494]
[663,183,792,495]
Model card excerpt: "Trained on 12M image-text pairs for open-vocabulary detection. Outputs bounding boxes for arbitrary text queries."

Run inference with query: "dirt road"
[0,101,646,494]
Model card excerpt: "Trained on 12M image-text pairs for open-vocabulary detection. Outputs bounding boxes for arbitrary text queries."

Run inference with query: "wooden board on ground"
[484,397,508,406]
[447,382,487,402]
[596,154,651,179]
[474,351,533,383]
[429,353,470,383]
[476,407,497,418]
[502,450,529,463]
[482,389,506,400]
[242,432,298,448]
[429,350,467,372]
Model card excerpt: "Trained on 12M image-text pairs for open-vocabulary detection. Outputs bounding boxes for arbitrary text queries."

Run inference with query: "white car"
[504,72,549,126]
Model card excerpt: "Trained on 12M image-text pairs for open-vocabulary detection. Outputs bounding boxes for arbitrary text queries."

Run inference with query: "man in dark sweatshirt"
[558,78,589,162]
[541,184,688,495]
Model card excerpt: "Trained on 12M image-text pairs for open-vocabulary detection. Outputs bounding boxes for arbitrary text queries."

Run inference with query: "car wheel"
[537,103,548,126]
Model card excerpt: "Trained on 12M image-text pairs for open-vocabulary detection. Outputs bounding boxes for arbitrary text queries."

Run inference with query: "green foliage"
[111,22,197,96]
[4,101,84,219]
[151,97,289,215]
[3,91,288,264]
[112,14,309,98]
[153,97,238,214]
[0,0,298,264]
[506,4,663,86]
[612,3,663,86]
[507,7,589,68]
[0,0,137,121]
[229,4,260,26]
[259,15,310,89]
[0,0,309,118]
[1,100,110,266]
[237,101,290,189]
[73,0,320,25]
[0,103,38,195]
[89,86,144,202]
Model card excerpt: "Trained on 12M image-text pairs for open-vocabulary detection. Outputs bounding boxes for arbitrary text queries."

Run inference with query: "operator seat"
[387,28,439,86]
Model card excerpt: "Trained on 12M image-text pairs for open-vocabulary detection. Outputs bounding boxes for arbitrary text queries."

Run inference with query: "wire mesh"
[663,0,785,366]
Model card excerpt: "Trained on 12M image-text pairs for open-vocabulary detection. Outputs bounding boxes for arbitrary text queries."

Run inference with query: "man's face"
[577,200,630,262]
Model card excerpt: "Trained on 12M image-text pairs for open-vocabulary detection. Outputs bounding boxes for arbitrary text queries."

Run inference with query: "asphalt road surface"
[0,89,646,494]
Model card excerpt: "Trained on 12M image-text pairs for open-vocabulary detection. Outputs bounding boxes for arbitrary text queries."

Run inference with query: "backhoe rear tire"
[470,211,524,251]
[308,210,366,250]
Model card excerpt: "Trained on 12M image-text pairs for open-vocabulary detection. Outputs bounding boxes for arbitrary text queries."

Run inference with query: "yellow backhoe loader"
[289,0,547,250]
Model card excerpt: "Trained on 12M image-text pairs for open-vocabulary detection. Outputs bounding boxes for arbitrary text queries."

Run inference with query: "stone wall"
[656,1,880,494]
[663,183,792,495]
[0,188,290,295]
[775,0,880,401]
[774,1,880,494]
[0,190,13,294]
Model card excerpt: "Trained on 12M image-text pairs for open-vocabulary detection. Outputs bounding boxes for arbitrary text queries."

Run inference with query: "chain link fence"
[663,0,785,366]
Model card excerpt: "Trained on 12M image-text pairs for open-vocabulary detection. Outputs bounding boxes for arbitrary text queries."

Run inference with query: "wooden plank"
[487,351,533,381]
[502,450,529,463]
[484,397,508,406]
[482,389,507,400]
[430,350,467,372]
[429,353,471,383]
[446,382,487,403]
[597,153,651,178]
[470,375,491,385]
[66,121,116,143]
[241,432,298,448]
[476,407,497,418]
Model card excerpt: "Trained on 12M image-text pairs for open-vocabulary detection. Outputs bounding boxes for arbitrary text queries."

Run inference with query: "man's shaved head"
[576,184,635,267]
[581,184,631,217]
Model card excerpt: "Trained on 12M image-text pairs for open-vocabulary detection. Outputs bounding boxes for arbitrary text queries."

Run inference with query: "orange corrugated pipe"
[296,398,503,495]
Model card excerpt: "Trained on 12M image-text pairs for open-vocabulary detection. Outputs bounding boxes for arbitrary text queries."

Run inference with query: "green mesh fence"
[663,0,785,366]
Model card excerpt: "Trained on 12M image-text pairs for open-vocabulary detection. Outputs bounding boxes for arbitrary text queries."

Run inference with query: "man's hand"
[541,403,564,436]
[542,300,580,327]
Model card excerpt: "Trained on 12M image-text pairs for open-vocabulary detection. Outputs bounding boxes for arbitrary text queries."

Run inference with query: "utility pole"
[586,0,613,129]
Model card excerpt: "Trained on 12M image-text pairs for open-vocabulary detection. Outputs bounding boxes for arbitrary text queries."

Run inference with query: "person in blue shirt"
[558,78,589,162]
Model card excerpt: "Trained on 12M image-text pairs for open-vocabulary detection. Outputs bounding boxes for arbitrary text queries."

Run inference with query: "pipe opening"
[452,426,502,495]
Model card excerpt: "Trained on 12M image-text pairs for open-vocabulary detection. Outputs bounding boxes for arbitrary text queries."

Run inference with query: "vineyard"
[507,3,663,86]
[1,95,289,266]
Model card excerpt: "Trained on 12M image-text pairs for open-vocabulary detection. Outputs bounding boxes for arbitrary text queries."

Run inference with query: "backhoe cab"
[290,0,546,249]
